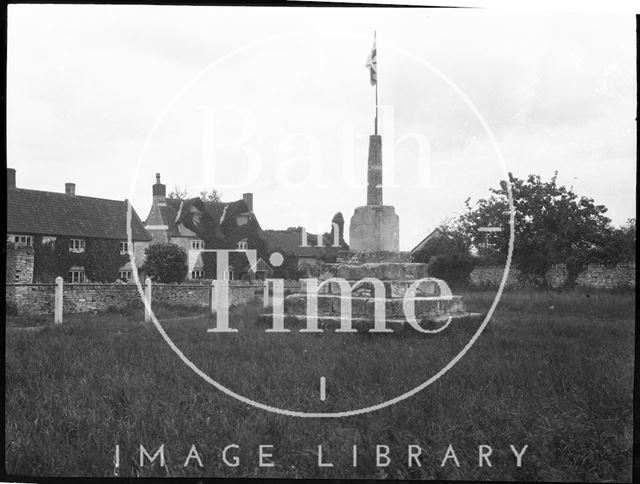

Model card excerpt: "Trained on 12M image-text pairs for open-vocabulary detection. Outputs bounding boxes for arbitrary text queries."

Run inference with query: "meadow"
[5,288,635,480]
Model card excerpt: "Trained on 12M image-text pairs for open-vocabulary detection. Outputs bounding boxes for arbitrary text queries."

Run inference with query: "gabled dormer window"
[236,239,248,250]
[191,239,204,250]
[69,239,85,253]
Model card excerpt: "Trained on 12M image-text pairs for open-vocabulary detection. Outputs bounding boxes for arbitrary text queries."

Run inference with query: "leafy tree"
[144,243,188,283]
[590,218,636,266]
[412,226,476,287]
[453,172,613,279]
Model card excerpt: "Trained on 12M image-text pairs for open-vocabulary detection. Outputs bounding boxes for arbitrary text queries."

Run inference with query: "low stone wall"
[336,251,412,264]
[575,263,636,289]
[6,281,267,316]
[470,262,635,289]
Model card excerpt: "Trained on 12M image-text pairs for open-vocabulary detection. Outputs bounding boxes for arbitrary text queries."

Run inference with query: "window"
[191,239,204,250]
[7,235,32,246]
[119,241,130,255]
[69,239,85,253]
[236,215,248,226]
[41,236,56,245]
[236,239,248,250]
[191,270,204,279]
[119,271,132,282]
[67,270,86,283]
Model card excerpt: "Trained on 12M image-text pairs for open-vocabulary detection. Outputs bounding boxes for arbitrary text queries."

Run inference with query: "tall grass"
[5,289,634,480]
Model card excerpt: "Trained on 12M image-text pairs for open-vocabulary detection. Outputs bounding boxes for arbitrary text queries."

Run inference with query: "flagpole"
[375,74,378,135]
[374,30,378,136]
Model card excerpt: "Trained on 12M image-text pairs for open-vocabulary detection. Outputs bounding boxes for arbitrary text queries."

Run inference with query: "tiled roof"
[7,188,151,241]
[262,228,340,258]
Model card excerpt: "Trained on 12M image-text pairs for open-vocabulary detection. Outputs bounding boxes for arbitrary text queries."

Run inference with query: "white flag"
[365,35,377,86]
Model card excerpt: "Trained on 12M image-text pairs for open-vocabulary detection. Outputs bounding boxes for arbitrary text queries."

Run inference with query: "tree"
[590,218,636,266]
[168,187,222,203]
[167,186,189,200]
[412,225,476,288]
[453,172,613,279]
[199,189,222,203]
[143,243,188,283]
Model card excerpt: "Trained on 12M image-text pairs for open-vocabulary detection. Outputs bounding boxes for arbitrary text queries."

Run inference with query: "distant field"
[5,289,634,480]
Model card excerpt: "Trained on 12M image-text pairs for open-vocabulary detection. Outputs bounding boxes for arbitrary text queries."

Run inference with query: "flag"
[365,34,377,86]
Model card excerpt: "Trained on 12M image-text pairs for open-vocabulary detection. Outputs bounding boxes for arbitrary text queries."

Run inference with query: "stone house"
[262,213,349,274]
[6,168,151,283]
[143,174,271,280]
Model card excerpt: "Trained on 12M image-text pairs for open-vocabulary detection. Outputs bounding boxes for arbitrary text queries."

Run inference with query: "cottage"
[6,168,151,283]
[262,213,349,275]
[144,174,271,280]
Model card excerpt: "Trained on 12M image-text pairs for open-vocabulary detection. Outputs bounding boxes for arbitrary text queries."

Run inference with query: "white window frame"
[67,270,86,284]
[191,270,204,279]
[236,239,248,250]
[7,234,32,246]
[119,270,132,282]
[119,241,130,255]
[191,239,205,250]
[69,238,85,253]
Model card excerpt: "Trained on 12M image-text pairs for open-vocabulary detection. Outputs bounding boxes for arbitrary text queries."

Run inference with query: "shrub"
[427,253,476,288]
[143,243,188,283]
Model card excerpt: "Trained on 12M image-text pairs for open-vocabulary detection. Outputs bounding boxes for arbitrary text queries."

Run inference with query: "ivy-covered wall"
[33,236,128,283]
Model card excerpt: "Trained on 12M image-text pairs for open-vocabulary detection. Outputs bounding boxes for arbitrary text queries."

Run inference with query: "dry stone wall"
[6,281,266,316]
[470,262,635,289]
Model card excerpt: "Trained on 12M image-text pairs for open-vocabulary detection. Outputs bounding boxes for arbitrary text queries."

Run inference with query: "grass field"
[5,288,635,480]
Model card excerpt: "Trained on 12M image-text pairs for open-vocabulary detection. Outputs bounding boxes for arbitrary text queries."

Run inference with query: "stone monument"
[349,134,400,252]
[261,34,476,330]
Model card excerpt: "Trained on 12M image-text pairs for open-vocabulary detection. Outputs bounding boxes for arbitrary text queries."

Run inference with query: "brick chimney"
[7,168,16,189]
[65,183,76,196]
[242,192,253,212]
[153,173,166,204]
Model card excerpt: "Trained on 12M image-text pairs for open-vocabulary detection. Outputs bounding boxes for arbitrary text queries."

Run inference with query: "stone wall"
[575,263,636,289]
[6,280,267,316]
[5,245,34,283]
[470,262,635,289]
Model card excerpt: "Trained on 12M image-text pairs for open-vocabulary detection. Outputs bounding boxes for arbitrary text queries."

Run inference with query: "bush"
[144,243,188,283]
[427,253,476,288]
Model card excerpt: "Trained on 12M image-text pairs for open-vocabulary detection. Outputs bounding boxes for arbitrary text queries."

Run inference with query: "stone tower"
[349,134,400,252]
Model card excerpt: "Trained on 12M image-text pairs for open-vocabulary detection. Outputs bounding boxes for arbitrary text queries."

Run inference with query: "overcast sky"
[7,5,636,250]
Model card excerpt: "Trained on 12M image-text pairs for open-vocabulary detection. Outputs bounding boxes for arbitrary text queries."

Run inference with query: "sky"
[7,5,636,250]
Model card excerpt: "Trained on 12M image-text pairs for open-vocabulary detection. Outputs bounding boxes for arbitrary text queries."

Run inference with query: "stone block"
[349,205,399,252]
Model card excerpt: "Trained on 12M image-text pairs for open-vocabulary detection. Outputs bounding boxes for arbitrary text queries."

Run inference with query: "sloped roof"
[262,228,340,258]
[7,188,151,241]
[411,228,450,254]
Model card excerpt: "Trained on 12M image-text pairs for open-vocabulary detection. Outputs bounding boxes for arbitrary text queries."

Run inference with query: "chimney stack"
[153,172,166,204]
[243,192,253,212]
[7,168,16,189]
[65,183,76,196]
